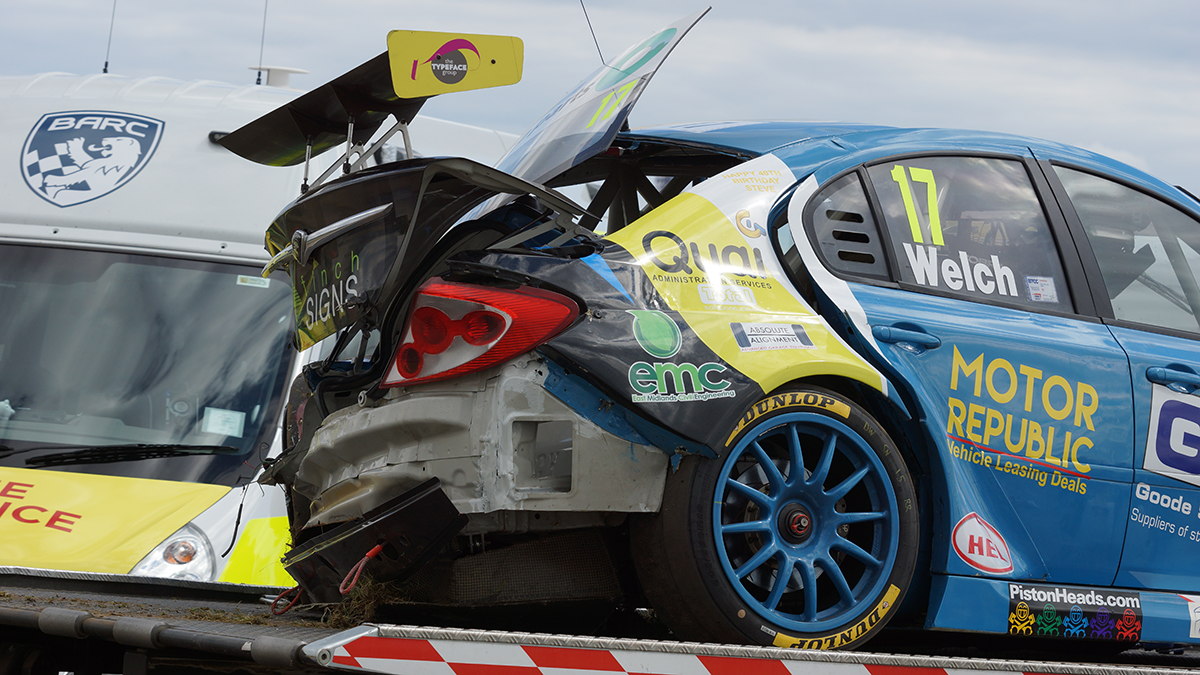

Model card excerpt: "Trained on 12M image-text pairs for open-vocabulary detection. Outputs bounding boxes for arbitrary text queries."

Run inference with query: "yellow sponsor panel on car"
[0,466,227,574]
[388,31,523,99]
[607,154,885,395]
[218,516,294,586]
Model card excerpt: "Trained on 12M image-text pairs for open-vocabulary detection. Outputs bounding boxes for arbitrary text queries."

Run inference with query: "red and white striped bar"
[302,625,1179,675]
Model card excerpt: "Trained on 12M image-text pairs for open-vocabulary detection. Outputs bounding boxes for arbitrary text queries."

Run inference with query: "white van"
[0,71,514,586]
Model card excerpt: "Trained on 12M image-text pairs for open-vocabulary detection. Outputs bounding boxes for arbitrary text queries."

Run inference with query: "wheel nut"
[777,504,814,544]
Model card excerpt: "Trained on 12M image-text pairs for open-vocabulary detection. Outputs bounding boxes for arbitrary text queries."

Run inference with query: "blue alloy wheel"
[632,387,918,648]
[713,413,899,633]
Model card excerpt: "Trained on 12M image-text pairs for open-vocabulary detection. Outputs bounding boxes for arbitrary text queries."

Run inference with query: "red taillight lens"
[462,310,506,345]
[397,344,424,379]
[381,280,579,388]
[411,306,453,354]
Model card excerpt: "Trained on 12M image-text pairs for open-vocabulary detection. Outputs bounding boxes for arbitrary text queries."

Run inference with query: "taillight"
[381,280,579,387]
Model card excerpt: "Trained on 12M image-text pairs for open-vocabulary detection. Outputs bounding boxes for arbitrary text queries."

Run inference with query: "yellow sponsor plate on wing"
[388,31,523,99]
[0,466,227,574]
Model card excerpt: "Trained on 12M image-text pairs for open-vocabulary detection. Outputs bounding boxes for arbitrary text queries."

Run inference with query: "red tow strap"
[270,542,385,615]
[340,543,385,595]
[270,585,303,615]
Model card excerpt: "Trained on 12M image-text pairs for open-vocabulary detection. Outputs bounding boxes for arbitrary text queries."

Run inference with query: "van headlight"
[130,524,216,581]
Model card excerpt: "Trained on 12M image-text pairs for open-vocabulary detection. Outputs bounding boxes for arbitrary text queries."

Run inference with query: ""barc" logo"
[21,111,164,207]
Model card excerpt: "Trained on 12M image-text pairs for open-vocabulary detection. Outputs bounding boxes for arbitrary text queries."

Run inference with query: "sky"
[2,0,1199,191]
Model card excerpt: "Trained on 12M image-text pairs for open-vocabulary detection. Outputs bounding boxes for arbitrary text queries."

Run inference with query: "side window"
[1056,166,1200,333]
[804,172,889,280]
[866,156,1073,312]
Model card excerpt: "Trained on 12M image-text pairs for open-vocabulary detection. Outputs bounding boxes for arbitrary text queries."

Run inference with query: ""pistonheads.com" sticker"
[1008,583,1141,641]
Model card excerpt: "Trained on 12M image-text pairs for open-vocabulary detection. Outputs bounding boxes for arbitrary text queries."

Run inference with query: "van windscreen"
[0,245,292,487]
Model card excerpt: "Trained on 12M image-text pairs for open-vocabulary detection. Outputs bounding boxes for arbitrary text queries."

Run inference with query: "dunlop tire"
[632,386,919,649]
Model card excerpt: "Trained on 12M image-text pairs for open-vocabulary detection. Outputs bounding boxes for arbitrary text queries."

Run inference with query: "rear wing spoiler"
[218,32,523,187]
[220,14,708,353]
[217,52,421,168]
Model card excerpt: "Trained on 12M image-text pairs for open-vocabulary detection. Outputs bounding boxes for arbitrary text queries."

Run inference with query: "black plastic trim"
[1025,156,1096,317]
[802,167,893,283]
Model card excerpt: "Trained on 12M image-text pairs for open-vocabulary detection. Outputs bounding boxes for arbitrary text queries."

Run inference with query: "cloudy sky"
[3,0,1199,190]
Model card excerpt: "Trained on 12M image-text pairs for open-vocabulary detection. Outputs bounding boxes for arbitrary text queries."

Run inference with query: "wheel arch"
[783,375,935,476]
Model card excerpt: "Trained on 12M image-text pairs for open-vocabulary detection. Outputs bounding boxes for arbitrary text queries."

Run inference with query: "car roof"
[621,121,894,156]
[621,120,1198,211]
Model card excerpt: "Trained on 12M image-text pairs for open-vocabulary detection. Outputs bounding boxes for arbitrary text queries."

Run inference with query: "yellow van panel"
[0,466,227,574]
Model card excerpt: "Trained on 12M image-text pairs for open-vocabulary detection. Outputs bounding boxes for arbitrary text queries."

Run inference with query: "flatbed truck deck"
[3,571,1200,675]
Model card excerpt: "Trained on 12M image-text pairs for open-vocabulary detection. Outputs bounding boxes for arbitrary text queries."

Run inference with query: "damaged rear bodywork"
[228,12,727,606]
[227,10,891,619]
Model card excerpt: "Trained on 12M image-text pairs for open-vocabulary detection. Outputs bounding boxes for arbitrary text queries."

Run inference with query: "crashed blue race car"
[221,10,1200,650]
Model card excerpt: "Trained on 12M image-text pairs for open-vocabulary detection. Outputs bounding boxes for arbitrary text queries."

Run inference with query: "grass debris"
[324,576,410,629]
[186,606,268,625]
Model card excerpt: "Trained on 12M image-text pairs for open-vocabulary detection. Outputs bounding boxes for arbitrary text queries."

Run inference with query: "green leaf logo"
[628,310,682,359]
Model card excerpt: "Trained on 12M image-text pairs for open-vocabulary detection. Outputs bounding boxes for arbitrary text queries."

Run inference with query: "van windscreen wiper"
[15,444,238,467]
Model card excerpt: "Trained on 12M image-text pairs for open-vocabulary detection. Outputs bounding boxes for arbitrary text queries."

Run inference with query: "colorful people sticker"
[1008,601,1034,635]
[1035,604,1062,637]
[1090,606,1114,639]
[1062,605,1088,638]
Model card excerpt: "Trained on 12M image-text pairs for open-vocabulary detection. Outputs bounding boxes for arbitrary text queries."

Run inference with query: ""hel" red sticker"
[952,512,1012,574]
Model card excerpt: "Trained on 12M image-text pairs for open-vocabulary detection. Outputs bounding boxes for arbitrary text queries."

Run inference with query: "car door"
[787,153,1134,585]
[1045,162,1200,592]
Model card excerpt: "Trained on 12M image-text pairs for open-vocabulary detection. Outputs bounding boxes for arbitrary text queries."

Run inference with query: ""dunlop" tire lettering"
[726,392,852,445]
